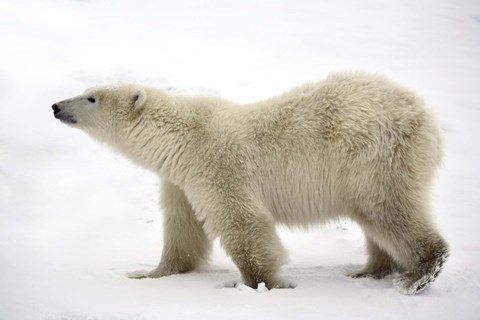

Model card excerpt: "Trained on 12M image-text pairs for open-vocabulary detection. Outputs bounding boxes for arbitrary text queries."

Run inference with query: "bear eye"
[87,97,96,103]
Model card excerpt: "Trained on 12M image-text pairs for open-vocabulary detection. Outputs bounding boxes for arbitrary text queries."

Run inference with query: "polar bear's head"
[52,84,147,140]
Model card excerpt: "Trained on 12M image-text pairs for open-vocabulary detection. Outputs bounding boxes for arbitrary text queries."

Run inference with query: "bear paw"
[217,280,297,293]
[125,269,151,279]
[125,268,171,279]
[349,269,392,280]
[393,273,433,295]
[219,279,296,290]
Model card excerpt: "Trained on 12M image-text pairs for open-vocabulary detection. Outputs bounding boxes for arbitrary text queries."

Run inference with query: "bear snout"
[52,103,77,124]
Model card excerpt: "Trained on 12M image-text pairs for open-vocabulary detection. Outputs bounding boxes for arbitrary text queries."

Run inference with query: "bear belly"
[255,169,345,227]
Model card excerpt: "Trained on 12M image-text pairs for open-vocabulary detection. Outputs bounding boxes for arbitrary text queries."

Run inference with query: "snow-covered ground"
[1,0,480,319]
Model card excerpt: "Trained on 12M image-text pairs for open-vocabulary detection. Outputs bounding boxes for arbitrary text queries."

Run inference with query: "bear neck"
[120,93,214,186]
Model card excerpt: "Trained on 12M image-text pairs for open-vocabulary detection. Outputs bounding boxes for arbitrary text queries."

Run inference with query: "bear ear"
[132,89,147,111]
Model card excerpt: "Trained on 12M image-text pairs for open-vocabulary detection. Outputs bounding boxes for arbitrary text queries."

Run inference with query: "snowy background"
[1,0,480,319]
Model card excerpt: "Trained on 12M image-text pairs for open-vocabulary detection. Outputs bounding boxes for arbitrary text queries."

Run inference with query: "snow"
[1,0,480,319]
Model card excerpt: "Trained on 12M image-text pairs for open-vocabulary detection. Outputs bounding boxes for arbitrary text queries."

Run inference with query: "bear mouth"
[54,112,77,124]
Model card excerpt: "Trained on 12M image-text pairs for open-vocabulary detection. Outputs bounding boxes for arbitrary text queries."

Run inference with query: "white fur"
[54,72,448,294]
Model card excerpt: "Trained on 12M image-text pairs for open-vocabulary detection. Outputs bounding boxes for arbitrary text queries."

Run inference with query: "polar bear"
[52,72,448,295]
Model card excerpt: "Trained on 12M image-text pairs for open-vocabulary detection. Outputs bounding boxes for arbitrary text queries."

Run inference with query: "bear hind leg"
[392,233,448,295]
[355,197,448,295]
[350,237,401,279]
[356,203,448,295]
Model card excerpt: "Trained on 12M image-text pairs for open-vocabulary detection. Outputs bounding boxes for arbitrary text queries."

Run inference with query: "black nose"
[52,104,60,115]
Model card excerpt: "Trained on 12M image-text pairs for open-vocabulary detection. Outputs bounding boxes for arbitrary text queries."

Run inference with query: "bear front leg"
[127,181,211,279]
[205,193,289,289]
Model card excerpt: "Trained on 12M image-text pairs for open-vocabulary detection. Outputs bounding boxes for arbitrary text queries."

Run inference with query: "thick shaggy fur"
[53,72,448,295]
